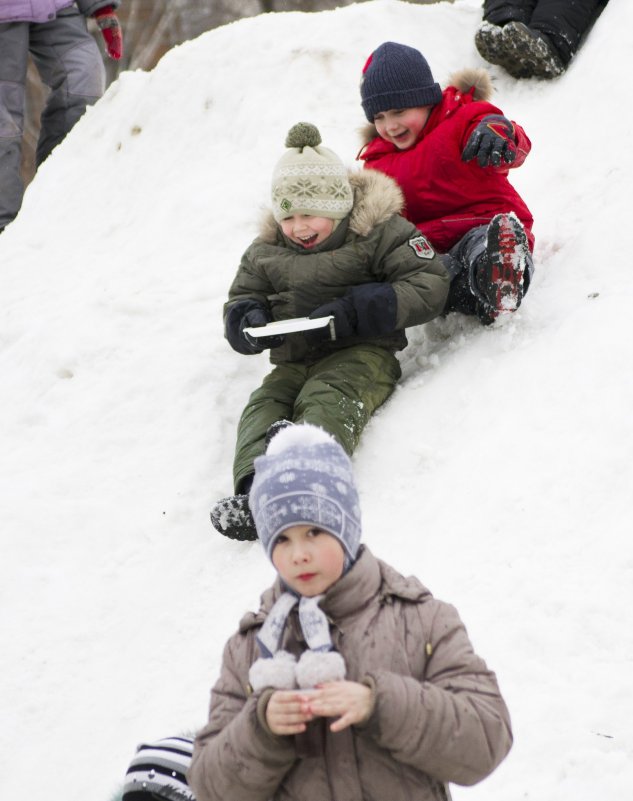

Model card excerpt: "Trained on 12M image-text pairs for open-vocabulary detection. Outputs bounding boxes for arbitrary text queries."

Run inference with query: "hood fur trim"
[359,67,494,145]
[447,66,493,101]
[259,169,404,242]
[348,169,404,236]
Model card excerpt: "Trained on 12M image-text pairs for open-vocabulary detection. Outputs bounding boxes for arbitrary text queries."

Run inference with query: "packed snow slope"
[1,1,631,799]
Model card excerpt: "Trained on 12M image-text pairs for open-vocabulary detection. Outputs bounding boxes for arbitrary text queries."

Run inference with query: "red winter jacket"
[358,68,534,253]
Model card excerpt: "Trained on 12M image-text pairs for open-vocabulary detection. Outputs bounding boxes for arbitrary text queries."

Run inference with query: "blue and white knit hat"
[122,737,194,801]
[250,424,362,561]
[271,122,353,222]
[360,41,442,122]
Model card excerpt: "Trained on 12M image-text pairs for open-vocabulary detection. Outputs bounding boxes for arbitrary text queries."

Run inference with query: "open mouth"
[297,233,318,248]
[392,130,410,144]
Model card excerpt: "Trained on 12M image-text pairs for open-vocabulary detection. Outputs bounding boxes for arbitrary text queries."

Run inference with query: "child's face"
[271,525,346,597]
[373,106,432,150]
[279,214,335,249]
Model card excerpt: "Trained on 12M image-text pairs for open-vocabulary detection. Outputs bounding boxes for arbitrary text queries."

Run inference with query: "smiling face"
[279,214,335,249]
[271,524,346,597]
[373,106,432,150]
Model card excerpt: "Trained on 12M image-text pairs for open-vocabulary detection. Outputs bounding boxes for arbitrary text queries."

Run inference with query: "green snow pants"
[233,344,401,492]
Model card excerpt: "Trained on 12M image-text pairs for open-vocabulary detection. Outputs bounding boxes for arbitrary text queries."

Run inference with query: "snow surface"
[1,1,631,799]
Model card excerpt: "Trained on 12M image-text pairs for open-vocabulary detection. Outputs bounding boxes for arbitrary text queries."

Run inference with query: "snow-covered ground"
[1,1,631,799]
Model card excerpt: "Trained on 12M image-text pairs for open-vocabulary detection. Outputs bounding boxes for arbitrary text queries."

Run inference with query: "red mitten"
[93,6,123,60]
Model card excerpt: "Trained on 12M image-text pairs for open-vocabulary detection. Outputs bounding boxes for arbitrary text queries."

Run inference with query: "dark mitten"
[346,282,397,337]
[461,114,516,167]
[93,6,123,60]
[307,283,397,342]
[225,300,285,355]
[307,296,357,342]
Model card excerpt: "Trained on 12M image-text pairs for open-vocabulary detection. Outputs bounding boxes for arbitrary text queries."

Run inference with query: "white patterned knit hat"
[271,122,354,222]
[250,424,362,561]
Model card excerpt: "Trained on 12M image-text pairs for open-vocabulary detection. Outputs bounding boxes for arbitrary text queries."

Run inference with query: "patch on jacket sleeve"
[408,234,435,259]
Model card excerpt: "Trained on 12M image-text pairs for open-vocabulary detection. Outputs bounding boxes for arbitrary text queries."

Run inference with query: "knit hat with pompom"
[271,122,353,222]
[250,423,362,563]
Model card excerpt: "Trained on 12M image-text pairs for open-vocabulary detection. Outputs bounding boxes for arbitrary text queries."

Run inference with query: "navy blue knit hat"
[360,41,442,122]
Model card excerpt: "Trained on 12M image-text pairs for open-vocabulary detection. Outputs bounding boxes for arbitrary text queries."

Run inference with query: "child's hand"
[225,300,285,355]
[461,114,517,168]
[308,282,397,342]
[308,297,357,341]
[265,690,315,736]
[302,680,374,732]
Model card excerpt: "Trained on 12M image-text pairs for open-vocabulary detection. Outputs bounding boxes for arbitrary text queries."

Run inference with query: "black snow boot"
[475,22,508,67]
[473,212,529,323]
[498,21,565,79]
[476,20,564,79]
[210,494,257,541]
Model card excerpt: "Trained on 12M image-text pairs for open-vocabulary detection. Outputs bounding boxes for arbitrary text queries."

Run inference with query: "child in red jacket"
[358,41,535,325]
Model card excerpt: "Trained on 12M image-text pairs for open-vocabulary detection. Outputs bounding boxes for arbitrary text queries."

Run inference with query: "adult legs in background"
[0,11,104,230]
[29,8,105,167]
[0,22,29,230]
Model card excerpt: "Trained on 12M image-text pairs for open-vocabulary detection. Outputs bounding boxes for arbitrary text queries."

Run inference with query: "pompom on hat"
[249,424,362,563]
[271,122,353,222]
[360,41,442,122]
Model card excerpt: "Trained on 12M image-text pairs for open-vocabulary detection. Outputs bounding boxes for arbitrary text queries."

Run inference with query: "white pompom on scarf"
[249,648,347,692]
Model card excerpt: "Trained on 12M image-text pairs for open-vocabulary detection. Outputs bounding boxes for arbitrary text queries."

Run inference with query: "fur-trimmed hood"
[359,66,494,145]
[258,168,405,243]
[450,65,494,102]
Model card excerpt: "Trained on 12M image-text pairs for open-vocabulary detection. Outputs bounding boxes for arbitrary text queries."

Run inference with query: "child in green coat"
[211,122,450,541]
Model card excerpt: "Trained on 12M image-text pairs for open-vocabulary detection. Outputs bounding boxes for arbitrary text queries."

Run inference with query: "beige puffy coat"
[189,547,512,801]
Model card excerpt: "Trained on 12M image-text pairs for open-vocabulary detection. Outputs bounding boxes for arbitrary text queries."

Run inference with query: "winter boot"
[475,22,508,67]
[473,212,529,323]
[498,21,565,79]
[210,494,257,541]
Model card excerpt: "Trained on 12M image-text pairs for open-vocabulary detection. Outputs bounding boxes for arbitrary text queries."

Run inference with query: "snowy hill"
[1,1,631,799]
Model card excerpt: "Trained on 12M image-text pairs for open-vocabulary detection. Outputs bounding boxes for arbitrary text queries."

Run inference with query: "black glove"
[225,300,285,355]
[307,283,397,342]
[461,114,516,167]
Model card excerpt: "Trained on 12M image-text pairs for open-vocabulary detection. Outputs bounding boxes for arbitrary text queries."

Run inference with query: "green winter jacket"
[225,170,450,364]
